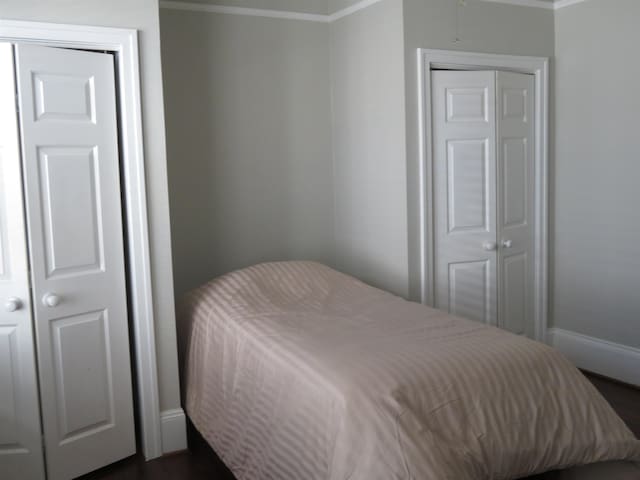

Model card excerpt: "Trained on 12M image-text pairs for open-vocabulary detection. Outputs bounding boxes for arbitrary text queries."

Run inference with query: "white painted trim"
[479,0,588,9]
[160,408,188,454]
[160,0,586,18]
[329,0,385,21]
[477,0,555,9]
[548,328,640,387]
[417,49,549,343]
[160,0,386,23]
[553,0,588,9]
[160,0,328,22]
[0,19,165,460]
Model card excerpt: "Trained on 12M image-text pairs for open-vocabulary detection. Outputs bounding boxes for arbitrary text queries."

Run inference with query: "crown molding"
[479,0,588,9]
[477,0,554,9]
[159,0,589,22]
[159,1,328,22]
[328,0,384,21]
[552,0,587,9]
[159,0,386,22]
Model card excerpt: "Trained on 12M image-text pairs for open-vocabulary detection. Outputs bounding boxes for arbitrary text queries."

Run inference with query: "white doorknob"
[5,297,22,312]
[483,241,498,251]
[42,293,61,308]
[502,239,513,248]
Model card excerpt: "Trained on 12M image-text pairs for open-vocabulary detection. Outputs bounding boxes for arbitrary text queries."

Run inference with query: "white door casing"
[431,70,498,325]
[431,69,535,336]
[0,20,170,460]
[418,49,549,343]
[0,43,46,480]
[496,71,535,337]
[14,44,135,479]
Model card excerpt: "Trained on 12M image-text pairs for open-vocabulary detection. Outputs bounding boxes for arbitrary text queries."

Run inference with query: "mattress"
[179,261,640,480]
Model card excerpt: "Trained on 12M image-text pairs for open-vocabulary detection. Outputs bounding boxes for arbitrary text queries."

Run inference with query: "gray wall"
[330,0,409,296]
[553,0,640,348]
[167,0,329,14]
[161,10,335,297]
[164,0,555,302]
[403,0,555,300]
[330,0,554,300]
[1,0,182,413]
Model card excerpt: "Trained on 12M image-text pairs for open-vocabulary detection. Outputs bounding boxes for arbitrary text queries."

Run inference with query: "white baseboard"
[160,408,187,454]
[547,328,640,387]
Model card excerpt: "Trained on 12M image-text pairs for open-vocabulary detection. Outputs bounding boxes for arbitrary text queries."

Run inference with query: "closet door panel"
[502,138,527,227]
[51,310,112,441]
[497,71,535,337]
[446,138,490,232]
[502,253,528,335]
[0,43,46,480]
[448,260,492,323]
[37,146,103,277]
[15,44,135,480]
[432,70,498,325]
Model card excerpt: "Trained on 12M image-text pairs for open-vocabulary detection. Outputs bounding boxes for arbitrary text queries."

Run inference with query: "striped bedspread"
[179,261,640,479]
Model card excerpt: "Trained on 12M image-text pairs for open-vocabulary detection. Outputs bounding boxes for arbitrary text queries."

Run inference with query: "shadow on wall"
[160,10,334,297]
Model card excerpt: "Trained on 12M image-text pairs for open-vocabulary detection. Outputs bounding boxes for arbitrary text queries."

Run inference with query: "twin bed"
[179,261,640,479]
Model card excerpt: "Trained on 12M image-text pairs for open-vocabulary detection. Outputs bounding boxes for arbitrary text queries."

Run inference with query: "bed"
[179,261,640,480]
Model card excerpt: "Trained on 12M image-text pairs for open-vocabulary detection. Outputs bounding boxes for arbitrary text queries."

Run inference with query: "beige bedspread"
[180,261,640,480]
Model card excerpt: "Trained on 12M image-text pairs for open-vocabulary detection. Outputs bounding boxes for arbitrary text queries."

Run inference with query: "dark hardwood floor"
[81,372,640,480]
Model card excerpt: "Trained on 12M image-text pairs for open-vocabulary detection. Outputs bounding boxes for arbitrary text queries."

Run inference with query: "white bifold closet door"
[432,70,535,337]
[0,43,46,480]
[0,43,135,479]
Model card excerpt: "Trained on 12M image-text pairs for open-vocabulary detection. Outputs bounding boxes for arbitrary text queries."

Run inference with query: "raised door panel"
[38,146,104,278]
[502,138,528,228]
[447,139,489,233]
[448,260,491,323]
[0,326,21,446]
[446,87,488,123]
[502,87,528,122]
[0,43,45,480]
[52,311,113,443]
[501,253,527,335]
[15,44,135,480]
[0,155,8,281]
[0,326,41,467]
[33,72,96,122]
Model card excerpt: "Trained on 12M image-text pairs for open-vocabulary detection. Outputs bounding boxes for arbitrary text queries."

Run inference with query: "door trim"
[417,48,549,343]
[0,20,164,460]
